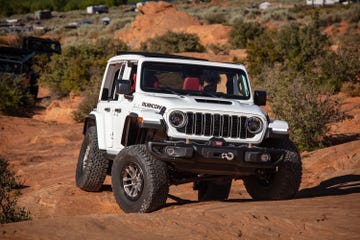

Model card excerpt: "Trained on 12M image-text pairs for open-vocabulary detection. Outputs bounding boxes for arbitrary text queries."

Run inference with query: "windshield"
[140,61,250,100]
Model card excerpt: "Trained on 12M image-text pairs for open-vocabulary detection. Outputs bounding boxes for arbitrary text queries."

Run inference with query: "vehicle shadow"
[101,184,112,192]
[296,174,360,199]
[165,174,360,208]
[166,194,198,207]
[101,174,360,209]
[165,194,254,208]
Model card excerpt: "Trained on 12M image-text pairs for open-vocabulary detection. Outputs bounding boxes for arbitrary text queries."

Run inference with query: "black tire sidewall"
[75,126,108,192]
[111,145,169,213]
[243,138,302,200]
[112,151,150,212]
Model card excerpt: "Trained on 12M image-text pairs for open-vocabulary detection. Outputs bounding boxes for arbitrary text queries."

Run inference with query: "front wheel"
[111,145,169,213]
[75,126,108,192]
[243,138,302,200]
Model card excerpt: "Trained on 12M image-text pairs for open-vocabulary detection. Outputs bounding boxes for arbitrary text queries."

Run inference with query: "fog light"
[260,153,271,162]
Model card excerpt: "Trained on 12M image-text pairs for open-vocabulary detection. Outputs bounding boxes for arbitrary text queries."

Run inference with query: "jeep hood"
[134,94,266,118]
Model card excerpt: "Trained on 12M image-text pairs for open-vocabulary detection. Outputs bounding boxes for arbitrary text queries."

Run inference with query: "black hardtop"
[116,51,207,61]
[0,47,35,62]
[23,36,61,55]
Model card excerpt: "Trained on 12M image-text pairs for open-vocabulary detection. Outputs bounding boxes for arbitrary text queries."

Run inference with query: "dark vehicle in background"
[22,36,61,55]
[0,37,61,98]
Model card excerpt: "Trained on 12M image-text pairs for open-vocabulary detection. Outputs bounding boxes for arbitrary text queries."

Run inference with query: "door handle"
[104,107,110,112]
[115,108,121,113]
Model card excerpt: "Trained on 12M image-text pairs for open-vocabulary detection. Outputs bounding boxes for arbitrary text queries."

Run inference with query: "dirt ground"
[0,92,359,239]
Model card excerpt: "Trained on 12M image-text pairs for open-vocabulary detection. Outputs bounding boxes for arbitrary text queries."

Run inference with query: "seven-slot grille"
[177,112,255,139]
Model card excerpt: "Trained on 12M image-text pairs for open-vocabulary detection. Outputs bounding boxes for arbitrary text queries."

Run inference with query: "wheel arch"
[121,112,167,147]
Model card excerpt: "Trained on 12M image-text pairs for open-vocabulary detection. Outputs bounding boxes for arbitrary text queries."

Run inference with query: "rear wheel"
[198,178,232,201]
[76,126,108,192]
[111,145,169,213]
[243,138,302,200]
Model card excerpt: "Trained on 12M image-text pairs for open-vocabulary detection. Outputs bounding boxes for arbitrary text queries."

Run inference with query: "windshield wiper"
[212,92,235,99]
[160,87,185,96]
[200,91,218,98]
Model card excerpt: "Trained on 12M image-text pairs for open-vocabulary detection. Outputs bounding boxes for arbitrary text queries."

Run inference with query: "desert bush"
[319,12,342,27]
[72,83,100,122]
[246,11,329,76]
[140,31,205,54]
[207,43,230,55]
[203,12,227,24]
[106,17,134,33]
[39,38,128,97]
[345,3,360,23]
[341,82,360,97]
[261,9,294,22]
[319,34,360,91]
[245,30,280,76]
[261,67,343,151]
[0,157,31,224]
[229,19,265,49]
[0,73,34,115]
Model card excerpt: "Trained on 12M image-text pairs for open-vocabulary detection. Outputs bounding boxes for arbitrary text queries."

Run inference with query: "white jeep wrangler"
[75,52,302,213]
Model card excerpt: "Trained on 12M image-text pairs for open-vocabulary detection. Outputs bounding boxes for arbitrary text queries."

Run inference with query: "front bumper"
[147,141,286,176]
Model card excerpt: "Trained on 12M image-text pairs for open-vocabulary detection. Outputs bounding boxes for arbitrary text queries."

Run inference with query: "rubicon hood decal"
[142,102,163,110]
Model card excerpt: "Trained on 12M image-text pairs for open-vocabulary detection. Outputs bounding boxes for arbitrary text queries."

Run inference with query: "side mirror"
[254,90,267,106]
[116,80,131,95]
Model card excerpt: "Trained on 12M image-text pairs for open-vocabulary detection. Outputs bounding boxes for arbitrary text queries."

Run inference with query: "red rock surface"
[0,94,359,239]
[114,1,230,48]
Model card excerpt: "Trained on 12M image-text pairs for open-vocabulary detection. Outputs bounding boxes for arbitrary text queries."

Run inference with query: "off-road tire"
[76,126,108,192]
[243,138,302,200]
[198,179,232,201]
[111,145,169,213]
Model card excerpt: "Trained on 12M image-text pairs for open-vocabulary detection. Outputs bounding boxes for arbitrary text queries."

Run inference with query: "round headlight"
[169,111,187,128]
[246,117,263,134]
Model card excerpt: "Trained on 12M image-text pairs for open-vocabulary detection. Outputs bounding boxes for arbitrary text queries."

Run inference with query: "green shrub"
[0,157,31,224]
[319,34,360,92]
[229,19,265,49]
[140,31,205,54]
[246,10,329,76]
[207,43,230,55]
[72,84,100,122]
[262,67,343,151]
[345,3,360,23]
[203,12,227,24]
[245,30,280,76]
[0,73,34,115]
[39,38,128,97]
